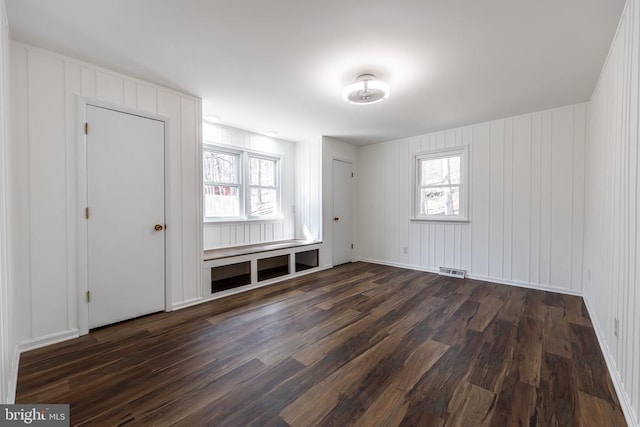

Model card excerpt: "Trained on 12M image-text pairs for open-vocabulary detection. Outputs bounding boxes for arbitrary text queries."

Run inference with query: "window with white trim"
[414,146,469,221]
[248,156,278,217]
[203,146,281,220]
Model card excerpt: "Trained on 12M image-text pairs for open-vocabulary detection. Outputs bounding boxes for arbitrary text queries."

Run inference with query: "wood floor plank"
[577,391,627,427]
[508,316,543,387]
[490,375,538,426]
[445,381,496,426]
[15,262,626,426]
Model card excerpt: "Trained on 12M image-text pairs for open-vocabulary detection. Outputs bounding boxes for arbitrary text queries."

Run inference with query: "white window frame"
[203,146,243,220]
[246,153,281,219]
[412,146,469,222]
[203,144,281,222]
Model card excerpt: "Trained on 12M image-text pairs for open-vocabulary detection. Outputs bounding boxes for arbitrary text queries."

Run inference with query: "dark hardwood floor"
[16,262,627,426]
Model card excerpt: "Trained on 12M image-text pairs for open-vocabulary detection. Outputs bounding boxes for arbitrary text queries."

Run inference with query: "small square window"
[413,147,469,222]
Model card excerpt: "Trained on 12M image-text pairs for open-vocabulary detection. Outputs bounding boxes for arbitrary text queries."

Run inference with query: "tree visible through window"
[203,150,240,218]
[414,147,468,221]
[249,156,278,217]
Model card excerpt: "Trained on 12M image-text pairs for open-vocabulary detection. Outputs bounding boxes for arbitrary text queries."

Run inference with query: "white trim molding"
[19,329,80,353]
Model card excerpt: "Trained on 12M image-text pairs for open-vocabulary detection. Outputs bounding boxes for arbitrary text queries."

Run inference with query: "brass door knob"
[154,224,164,231]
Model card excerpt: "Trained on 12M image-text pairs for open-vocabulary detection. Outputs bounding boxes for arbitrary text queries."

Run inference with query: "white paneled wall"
[10,43,203,348]
[584,0,640,424]
[358,104,586,293]
[203,123,296,249]
[0,0,17,403]
[294,137,322,243]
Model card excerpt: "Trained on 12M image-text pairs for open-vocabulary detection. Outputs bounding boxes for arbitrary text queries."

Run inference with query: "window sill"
[204,216,284,225]
[410,217,470,224]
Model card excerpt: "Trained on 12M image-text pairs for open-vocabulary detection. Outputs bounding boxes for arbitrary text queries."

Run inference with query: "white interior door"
[333,159,353,265]
[86,105,165,329]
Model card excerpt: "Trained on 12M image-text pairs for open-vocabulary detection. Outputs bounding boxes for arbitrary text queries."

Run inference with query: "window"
[203,146,280,220]
[414,146,469,221]
[203,150,241,218]
[249,156,278,217]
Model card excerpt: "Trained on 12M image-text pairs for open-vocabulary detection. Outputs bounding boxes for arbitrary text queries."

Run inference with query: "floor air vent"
[438,267,467,279]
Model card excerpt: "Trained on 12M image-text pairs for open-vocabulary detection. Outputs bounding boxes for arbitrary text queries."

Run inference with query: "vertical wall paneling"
[489,121,504,278]
[572,105,586,291]
[539,112,553,286]
[180,98,200,302]
[137,84,158,114]
[584,0,639,424]
[64,61,81,332]
[80,67,95,99]
[471,125,490,277]
[358,104,587,297]
[550,108,574,288]
[123,80,137,109]
[95,71,124,105]
[203,122,297,250]
[512,115,532,283]
[0,0,18,403]
[10,42,202,347]
[157,90,184,304]
[503,119,513,280]
[530,113,542,284]
[9,44,30,349]
[27,50,68,337]
[294,136,322,245]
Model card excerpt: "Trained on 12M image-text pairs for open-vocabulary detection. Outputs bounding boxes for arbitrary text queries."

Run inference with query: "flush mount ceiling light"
[342,74,390,105]
[204,115,220,123]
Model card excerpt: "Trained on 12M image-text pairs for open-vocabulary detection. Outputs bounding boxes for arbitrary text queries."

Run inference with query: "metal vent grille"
[438,266,467,279]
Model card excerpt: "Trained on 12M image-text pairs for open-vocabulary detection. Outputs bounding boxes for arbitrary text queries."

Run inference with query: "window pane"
[249,157,276,186]
[421,156,461,186]
[250,188,276,216]
[420,187,460,216]
[204,185,240,217]
[204,151,238,184]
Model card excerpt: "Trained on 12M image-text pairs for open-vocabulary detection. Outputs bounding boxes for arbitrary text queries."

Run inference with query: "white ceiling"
[5,0,626,145]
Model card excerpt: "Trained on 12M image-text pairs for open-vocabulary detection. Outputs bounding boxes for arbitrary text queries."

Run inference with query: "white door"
[333,159,353,265]
[86,105,165,329]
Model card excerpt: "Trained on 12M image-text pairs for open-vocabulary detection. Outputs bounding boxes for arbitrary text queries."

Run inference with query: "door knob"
[334,217,339,221]
[154,224,164,231]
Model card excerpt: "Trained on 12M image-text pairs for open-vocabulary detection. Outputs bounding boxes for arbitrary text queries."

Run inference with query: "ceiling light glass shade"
[343,74,390,104]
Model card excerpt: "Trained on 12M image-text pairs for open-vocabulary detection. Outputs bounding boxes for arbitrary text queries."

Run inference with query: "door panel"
[333,159,353,265]
[87,105,165,329]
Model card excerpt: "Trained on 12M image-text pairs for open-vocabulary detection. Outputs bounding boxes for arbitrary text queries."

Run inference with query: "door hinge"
[85,207,90,219]
[86,291,90,303]
[351,243,354,249]
[351,172,354,178]
[84,122,88,135]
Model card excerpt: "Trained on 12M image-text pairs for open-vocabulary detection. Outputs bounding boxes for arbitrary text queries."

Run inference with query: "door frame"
[76,97,172,335]
[331,157,354,266]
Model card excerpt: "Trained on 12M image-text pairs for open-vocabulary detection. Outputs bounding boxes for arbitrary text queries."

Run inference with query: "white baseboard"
[172,297,205,311]
[583,297,638,427]
[18,329,79,353]
[357,258,583,296]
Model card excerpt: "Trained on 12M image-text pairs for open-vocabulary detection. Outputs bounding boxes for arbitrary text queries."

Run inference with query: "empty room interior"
[1,0,640,425]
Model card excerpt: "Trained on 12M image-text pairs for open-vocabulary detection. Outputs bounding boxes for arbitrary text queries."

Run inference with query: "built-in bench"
[203,239,322,297]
